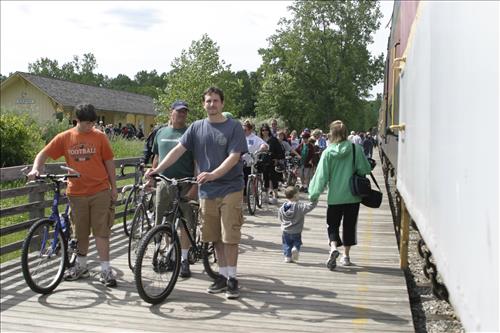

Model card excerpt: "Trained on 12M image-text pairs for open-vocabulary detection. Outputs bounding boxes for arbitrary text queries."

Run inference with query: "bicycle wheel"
[128,203,152,272]
[123,187,139,237]
[135,225,180,304]
[21,219,67,294]
[246,177,257,215]
[256,176,264,209]
[202,242,220,280]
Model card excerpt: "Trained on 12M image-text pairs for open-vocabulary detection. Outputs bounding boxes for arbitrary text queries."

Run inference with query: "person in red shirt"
[27,104,118,287]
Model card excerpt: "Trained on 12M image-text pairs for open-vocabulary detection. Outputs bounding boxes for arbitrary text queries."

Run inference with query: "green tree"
[133,70,167,99]
[256,0,384,131]
[234,70,261,118]
[28,57,63,78]
[28,52,108,86]
[157,34,242,123]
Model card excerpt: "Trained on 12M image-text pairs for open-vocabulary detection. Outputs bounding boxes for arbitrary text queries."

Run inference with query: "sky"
[0,1,393,97]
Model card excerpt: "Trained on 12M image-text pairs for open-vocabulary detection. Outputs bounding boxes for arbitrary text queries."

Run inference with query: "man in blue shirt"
[147,87,247,299]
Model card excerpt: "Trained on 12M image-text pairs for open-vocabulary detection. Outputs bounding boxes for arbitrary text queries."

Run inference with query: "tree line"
[1,0,383,133]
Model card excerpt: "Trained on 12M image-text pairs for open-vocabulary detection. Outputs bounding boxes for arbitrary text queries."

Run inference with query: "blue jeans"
[282,232,302,257]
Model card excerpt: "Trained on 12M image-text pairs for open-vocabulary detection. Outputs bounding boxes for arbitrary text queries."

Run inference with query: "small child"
[278,186,317,263]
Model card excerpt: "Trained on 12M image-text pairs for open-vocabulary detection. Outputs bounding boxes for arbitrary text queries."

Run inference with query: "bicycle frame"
[153,175,202,260]
[22,167,79,261]
[46,181,72,258]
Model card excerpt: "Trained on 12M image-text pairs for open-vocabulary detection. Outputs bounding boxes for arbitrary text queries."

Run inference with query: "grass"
[0,137,145,264]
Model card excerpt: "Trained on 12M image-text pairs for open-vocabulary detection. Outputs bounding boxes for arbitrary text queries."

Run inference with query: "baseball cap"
[171,100,189,111]
[222,111,234,119]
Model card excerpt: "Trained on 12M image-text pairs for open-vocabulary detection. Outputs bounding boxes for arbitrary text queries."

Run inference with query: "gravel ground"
[383,161,465,333]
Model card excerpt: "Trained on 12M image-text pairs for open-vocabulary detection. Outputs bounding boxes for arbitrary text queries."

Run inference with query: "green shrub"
[41,116,71,143]
[110,135,144,158]
[0,109,44,167]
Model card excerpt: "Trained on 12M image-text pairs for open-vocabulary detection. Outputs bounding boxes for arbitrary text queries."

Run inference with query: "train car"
[378,1,498,331]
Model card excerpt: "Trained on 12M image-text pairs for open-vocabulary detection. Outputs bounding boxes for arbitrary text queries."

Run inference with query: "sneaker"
[64,264,89,281]
[179,260,191,278]
[326,249,340,270]
[340,255,352,266]
[99,268,117,287]
[291,248,299,262]
[284,256,292,263]
[207,276,227,294]
[226,277,240,299]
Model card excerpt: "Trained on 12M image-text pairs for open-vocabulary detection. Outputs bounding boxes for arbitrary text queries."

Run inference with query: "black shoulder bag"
[349,144,383,208]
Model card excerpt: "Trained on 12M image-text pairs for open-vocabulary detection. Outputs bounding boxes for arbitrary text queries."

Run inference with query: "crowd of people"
[25,86,375,301]
[93,121,145,140]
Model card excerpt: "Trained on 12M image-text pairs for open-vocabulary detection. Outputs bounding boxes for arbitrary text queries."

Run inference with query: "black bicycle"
[245,152,269,215]
[20,166,80,294]
[128,183,156,272]
[134,175,219,304]
[283,154,302,186]
[120,162,154,237]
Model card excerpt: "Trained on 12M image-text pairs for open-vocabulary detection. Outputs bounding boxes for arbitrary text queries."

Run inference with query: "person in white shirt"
[242,120,268,197]
[290,130,300,150]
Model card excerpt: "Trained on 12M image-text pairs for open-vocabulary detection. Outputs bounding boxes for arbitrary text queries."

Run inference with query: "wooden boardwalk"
[0,152,414,332]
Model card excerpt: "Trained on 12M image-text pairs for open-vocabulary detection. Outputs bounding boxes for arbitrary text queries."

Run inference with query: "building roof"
[4,72,156,116]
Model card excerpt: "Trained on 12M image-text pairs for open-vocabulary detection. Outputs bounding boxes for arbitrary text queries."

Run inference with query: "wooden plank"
[0,183,49,198]
[0,157,141,182]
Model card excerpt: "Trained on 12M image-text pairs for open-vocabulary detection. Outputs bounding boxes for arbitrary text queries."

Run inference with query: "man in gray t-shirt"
[147,87,247,300]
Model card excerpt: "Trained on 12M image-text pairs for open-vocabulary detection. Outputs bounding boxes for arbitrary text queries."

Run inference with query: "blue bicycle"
[20,166,80,294]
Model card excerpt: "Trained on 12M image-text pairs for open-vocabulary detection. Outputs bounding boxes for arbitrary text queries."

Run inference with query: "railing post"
[28,185,44,220]
[399,199,410,269]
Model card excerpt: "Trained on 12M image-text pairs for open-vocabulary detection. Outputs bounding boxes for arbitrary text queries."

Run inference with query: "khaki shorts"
[199,190,244,244]
[155,181,196,231]
[68,189,115,239]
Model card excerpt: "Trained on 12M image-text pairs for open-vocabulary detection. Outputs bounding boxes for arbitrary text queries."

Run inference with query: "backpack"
[142,125,166,164]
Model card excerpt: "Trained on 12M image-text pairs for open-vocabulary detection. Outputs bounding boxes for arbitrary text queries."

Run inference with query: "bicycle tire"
[128,203,152,272]
[256,176,264,209]
[123,186,138,237]
[202,242,220,280]
[21,218,67,294]
[246,177,257,215]
[135,225,181,304]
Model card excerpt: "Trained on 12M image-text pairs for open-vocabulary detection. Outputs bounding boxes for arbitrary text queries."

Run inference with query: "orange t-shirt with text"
[43,127,114,196]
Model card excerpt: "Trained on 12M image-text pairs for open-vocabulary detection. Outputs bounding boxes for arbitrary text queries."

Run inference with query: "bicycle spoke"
[135,226,180,304]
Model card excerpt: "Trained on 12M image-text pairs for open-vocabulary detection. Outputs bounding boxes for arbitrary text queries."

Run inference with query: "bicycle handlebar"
[21,165,80,184]
[151,174,197,186]
[120,162,146,177]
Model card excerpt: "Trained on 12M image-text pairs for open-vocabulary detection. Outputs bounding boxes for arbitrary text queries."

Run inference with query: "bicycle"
[128,182,156,272]
[120,162,154,237]
[283,154,302,187]
[20,166,80,294]
[134,175,219,304]
[245,152,269,215]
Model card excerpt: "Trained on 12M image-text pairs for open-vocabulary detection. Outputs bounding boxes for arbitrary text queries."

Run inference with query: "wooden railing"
[0,157,142,256]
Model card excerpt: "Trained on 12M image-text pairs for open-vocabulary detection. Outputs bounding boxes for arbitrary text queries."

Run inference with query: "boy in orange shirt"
[27,104,118,287]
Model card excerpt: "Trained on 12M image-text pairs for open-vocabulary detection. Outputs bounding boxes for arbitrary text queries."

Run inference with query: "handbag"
[349,144,371,197]
[362,173,383,208]
[349,144,383,208]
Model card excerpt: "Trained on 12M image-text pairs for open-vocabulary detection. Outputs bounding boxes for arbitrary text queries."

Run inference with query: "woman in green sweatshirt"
[308,120,371,270]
